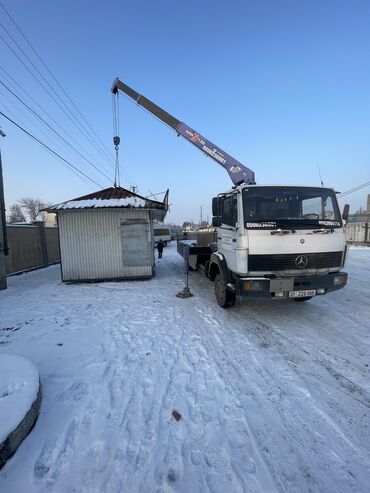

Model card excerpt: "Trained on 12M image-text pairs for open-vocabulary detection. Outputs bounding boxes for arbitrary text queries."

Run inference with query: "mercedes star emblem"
[295,255,308,269]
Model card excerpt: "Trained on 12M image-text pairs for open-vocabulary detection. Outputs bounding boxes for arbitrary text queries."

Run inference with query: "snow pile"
[0,354,39,444]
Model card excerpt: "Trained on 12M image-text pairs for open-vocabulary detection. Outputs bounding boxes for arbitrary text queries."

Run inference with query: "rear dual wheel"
[214,273,236,308]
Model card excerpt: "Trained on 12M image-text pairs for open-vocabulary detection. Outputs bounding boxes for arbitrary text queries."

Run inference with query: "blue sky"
[1,0,369,224]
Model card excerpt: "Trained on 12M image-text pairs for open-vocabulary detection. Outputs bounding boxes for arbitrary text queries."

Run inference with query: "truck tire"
[215,274,236,308]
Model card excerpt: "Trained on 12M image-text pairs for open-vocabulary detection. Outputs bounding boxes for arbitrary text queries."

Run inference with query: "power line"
[338,181,370,198]
[0,1,115,161]
[0,90,98,176]
[0,107,101,189]
[0,78,113,183]
[0,12,136,187]
[0,26,115,171]
[0,110,103,188]
[0,65,115,176]
[0,89,67,153]
[0,106,100,189]
[0,3,139,187]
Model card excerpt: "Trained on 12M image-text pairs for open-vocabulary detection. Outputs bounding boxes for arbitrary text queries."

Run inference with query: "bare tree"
[7,203,26,223]
[18,197,46,222]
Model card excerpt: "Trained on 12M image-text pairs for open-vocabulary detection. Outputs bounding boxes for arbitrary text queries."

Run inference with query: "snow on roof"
[50,197,147,210]
[7,223,35,227]
[46,186,167,211]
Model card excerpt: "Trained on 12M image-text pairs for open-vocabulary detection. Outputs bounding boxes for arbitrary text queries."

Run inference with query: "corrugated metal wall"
[58,209,153,281]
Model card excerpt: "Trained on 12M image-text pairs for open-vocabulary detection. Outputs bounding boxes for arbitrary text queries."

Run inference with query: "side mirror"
[212,197,221,216]
[342,204,350,221]
[212,216,220,227]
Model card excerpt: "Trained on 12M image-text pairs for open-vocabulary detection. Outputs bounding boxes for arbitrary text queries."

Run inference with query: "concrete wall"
[6,224,60,275]
[345,222,370,244]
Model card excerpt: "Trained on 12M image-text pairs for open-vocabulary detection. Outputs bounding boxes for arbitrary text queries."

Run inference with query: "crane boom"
[111,78,255,185]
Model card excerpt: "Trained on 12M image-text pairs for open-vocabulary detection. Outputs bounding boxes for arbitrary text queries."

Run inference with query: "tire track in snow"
[190,294,370,492]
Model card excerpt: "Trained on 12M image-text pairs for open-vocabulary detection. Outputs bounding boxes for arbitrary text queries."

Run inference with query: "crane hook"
[113,135,120,150]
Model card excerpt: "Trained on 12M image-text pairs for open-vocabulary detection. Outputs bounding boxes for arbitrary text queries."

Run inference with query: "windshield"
[242,186,342,229]
[154,228,170,236]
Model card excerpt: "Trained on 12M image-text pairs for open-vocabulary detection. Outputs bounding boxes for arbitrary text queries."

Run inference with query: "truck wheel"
[215,274,235,308]
[215,274,228,307]
[293,297,312,302]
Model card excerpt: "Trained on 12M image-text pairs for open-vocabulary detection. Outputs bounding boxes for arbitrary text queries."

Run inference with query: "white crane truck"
[112,79,349,307]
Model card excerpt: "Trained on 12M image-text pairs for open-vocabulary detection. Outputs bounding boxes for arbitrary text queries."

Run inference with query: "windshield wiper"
[270,228,296,235]
[312,228,334,234]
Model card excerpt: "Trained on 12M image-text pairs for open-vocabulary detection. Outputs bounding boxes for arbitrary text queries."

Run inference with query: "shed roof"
[46,187,168,214]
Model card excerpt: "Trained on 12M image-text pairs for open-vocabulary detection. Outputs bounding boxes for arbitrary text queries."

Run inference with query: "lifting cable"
[112,91,120,187]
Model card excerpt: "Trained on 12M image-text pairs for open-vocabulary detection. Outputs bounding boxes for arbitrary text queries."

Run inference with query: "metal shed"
[47,186,168,282]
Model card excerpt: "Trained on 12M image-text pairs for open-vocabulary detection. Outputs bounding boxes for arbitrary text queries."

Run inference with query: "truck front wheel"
[215,274,236,308]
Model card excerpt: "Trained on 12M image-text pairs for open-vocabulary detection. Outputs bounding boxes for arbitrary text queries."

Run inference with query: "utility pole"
[0,128,8,290]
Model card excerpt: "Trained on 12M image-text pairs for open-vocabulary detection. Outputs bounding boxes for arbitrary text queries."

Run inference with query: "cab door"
[218,193,238,272]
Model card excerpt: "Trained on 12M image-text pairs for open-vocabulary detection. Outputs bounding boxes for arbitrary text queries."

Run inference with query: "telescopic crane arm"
[111,78,255,186]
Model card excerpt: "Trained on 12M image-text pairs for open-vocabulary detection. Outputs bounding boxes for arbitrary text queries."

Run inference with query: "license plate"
[289,289,316,298]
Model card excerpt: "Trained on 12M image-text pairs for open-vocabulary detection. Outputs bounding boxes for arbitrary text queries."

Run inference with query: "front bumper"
[234,272,348,299]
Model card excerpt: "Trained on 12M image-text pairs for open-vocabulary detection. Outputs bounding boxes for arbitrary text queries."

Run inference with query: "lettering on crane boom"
[183,127,227,166]
[176,122,252,185]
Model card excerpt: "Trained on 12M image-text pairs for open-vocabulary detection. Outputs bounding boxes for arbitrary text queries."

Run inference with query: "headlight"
[333,275,347,286]
[243,280,265,291]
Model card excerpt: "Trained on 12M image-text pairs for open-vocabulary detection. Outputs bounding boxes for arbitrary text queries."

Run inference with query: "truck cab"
[209,184,348,306]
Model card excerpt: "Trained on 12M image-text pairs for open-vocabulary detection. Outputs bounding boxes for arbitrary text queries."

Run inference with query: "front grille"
[248,251,343,271]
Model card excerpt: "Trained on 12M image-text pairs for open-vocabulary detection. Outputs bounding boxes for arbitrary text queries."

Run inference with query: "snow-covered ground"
[0,244,369,493]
